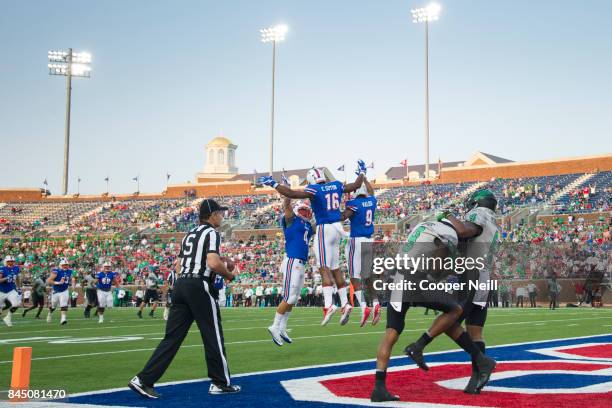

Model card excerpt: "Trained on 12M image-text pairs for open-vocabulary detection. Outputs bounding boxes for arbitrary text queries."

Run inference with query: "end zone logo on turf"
[65,334,612,408]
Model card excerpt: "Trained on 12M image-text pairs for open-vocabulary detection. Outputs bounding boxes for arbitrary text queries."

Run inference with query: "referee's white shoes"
[268,325,284,346]
[209,383,241,394]
[129,376,161,399]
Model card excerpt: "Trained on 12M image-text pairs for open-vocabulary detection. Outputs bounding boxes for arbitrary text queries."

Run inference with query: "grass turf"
[0,306,610,398]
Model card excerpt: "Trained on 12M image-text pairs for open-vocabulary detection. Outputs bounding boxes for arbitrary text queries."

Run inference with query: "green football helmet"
[464,189,497,212]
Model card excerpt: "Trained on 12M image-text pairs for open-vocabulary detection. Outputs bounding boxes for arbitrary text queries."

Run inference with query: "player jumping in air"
[260,160,366,326]
[46,258,75,325]
[371,220,496,402]
[95,261,121,324]
[0,255,22,327]
[268,197,314,346]
[341,176,381,326]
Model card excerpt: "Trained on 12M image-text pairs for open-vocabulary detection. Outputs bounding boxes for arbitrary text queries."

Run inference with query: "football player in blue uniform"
[0,255,22,327]
[46,258,75,325]
[260,160,367,326]
[268,197,314,346]
[342,176,381,327]
[95,261,121,323]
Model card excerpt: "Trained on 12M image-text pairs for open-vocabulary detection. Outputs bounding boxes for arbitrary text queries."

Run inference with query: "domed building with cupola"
[196,136,239,183]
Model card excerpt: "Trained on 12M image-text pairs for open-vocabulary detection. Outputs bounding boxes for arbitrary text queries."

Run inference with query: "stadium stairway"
[548,173,595,204]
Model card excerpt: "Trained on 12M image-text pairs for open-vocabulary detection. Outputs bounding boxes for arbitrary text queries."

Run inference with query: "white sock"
[280,311,291,331]
[60,311,67,321]
[338,286,348,307]
[373,299,380,307]
[273,312,284,328]
[323,286,333,309]
[355,290,365,310]
[7,311,13,317]
[99,314,104,323]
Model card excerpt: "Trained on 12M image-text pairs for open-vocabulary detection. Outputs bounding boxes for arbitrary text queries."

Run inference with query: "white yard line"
[1,316,610,364]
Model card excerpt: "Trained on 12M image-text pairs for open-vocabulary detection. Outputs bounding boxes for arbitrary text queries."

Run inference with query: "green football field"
[1,306,611,399]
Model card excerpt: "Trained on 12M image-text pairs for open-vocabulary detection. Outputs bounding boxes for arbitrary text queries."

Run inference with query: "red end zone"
[320,362,612,408]
[557,344,612,359]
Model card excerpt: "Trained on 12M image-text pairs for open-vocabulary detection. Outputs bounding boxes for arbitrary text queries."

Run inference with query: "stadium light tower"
[48,49,92,195]
[260,24,288,176]
[411,3,440,180]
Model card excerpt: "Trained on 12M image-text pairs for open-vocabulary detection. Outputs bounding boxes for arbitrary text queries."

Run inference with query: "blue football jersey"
[0,266,19,293]
[346,196,377,238]
[304,180,344,225]
[52,268,73,293]
[96,271,116,291]
[281,215,314,261]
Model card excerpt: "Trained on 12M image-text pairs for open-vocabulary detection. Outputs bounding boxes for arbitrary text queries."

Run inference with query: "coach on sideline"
[129,199,241,398]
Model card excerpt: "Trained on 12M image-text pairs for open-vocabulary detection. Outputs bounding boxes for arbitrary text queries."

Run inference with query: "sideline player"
[163,263,176,321]
[438,189,500,393]
[260,160,366,325]
[268,197,314,346]
[0,255,21,327]
[22,274,46,319]
[371,220,495,402]
[46,258,75,325]
[82,271,98,318]
[95,261,120,323]
[342,177,381,326]
[138,269,160,318]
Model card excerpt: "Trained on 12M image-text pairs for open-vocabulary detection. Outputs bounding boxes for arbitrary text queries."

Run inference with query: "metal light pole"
[411,4,440,180]
[260,24,288,176]
[48,50,91,195]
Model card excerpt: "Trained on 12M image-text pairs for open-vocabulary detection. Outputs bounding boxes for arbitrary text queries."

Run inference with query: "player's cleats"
[46,313,52,323]
[321,305,338,326]
[475,356,497,391]
[84,309,90,318]
[149,310,154,318]
[360,307,371,327]
[137,310,142,319]
[60,319,67,325]
[267,325,283,346]
[129,376,161,399]
[163,308,169,321]
[208,383,241,394]
[339,304,353,326]
[463,367,480,394]
[3,314,12,327]
[98,315,104,324]
[371,303,381,326]
[404,343,429,371]
[279,330,292,344]
[370,384,400,402]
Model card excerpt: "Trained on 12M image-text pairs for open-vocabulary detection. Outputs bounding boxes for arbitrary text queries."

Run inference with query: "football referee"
[129,199,241,398]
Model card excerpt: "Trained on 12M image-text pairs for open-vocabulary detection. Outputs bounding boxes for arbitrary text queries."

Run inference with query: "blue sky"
[1,0,611,195]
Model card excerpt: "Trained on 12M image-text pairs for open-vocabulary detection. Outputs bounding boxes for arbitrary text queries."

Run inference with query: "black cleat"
[475,356,497,391]
[463,366,481,394]
[129,376,161,399]
[149,310,154,318]
[137,310,142,319]
[370,384,400,402]
[208,383,241,394]
[404,343,429,371]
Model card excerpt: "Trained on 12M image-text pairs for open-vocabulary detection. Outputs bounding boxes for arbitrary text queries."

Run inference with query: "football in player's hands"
[220,256,235,272]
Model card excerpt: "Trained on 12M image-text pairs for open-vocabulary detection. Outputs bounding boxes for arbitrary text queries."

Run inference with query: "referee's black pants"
[138,277,231,387]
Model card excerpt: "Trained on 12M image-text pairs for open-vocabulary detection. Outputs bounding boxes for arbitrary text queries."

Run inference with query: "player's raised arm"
[344,160,367,193]
[364,177,375,196]
[282,197,295,223]
[258,176,313,199]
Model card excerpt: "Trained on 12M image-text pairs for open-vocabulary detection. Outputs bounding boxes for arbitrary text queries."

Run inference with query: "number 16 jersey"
[304,180,344,225]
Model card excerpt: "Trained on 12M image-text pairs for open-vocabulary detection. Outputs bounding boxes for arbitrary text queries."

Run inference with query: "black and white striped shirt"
[179,223,220,278]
